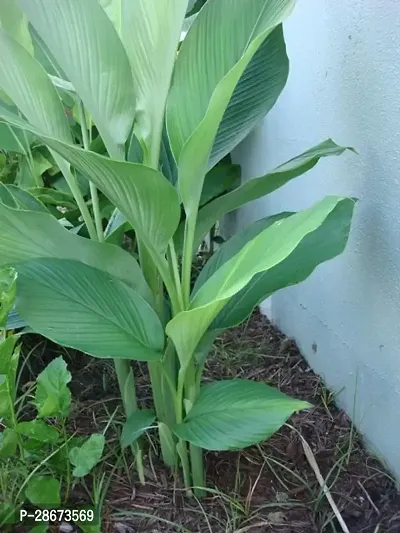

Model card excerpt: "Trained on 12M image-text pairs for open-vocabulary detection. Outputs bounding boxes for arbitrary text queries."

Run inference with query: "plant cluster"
[0,0,355,525]
[0,268,105,532]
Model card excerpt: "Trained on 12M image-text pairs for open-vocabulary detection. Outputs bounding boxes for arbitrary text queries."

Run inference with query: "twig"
[358,480,380,515]
[299,435,350,533]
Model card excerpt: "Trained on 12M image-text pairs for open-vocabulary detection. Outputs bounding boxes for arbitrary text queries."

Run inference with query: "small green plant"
[0,269,104,531]
[0,0,356,499]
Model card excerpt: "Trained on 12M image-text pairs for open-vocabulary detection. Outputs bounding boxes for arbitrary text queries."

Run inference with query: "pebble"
[114,523,135,533]
[59,523,75,533]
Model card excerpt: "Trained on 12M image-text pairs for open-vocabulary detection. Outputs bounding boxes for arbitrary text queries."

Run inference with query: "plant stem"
[184,360,205,497]
[148,361,177,468]
[177,439,192,495]
[53,153,98,241]
[181,215,196,307]
[168,241,185,311]
[61,419,72,503]
[78,99,104,242]
[189,444,205,498]
[114,359,145,485]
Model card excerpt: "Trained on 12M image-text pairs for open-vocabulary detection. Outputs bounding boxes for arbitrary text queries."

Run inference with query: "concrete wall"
[233,0,400,478]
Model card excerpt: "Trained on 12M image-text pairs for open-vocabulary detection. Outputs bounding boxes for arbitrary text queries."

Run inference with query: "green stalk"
[177,439,192,494]
[77,100,144,480]
[184,362,205,498]
[53,155,98,241]
[168,241,185,311]
[181,215,197,307]
[148,362,177,467]
[189,444,205,498]
[114,359,145,485]
[78,100,104,242]
[141,134,184,470]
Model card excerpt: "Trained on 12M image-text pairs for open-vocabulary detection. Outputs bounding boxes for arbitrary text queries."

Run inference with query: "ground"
[18,311,400,533]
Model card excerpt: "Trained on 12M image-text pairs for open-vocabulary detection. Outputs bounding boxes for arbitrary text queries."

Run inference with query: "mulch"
[18,310,400,533]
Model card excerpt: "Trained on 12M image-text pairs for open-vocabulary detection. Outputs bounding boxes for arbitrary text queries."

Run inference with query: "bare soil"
[20,311,400,533]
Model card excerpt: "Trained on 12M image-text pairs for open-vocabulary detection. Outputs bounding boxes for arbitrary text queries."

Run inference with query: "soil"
[19,310,400,533]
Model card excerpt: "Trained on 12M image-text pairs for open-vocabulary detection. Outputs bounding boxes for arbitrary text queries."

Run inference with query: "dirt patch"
[20,311,400,533]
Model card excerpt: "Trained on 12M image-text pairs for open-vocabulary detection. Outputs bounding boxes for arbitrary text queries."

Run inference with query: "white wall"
[234,0,400,478]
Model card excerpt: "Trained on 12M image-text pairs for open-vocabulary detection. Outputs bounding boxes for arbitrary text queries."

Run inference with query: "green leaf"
[0,202,150,299]
[28,187,76,209]
[167,196,355,366]
[0,334,19,393]
[0,267,17,326]
[0,107,181,255]
[160,126,177,184]
[0,183,47,212]
[16,158,41,189]
[98,0,122,33]
[19,0,135,157]
[208,201,355,330]
[104,208,128,245]
[0,29,71,143]
[195,140,354,247]
[210,25,289,167]
[0,375,12,417]
[4,309,27,331]
[173,379,310,450]
[34,357,71,418]
[25,476,61,507]
[69,433,105,477]
[0,0,33,54]
[40,143,180,254]
[30,23,67,79]
[16,152,52,189]
[121,409,156,449]
[167,0,294,216]
[17,419,60,443]
[0,428,18,457]
[0,122,28,153]
[200,163,241,206]
[16,259,164,361]
[119,0,188,160]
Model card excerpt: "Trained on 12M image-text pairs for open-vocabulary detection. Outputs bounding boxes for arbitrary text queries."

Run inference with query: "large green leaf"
[30,24,68,79]
[167,0,294,216]
[174,380,310,450]
[167,196,355,366]
[118,0,188,162]
[210,25,288,167]
[0,29,71,143]
[0,122,28,153]
[200,163,241,206]
[0,0,33,54]
[16,259,164,361]
[0,183,48,212]
[0,202,150,298]
[194,140,353,247]
[98,0,122,33]
[198,199,355,330]
[19,0,135,157]
[0,109,181,254]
